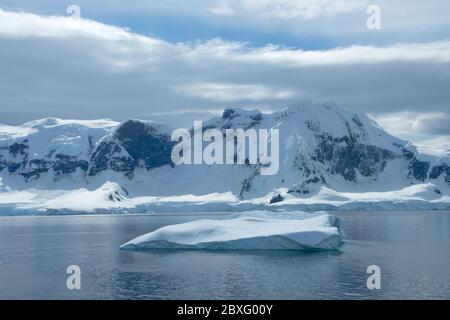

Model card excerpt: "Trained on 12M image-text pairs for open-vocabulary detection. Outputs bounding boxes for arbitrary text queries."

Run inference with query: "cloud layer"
[237,0,369,19]
[0,8,449,146]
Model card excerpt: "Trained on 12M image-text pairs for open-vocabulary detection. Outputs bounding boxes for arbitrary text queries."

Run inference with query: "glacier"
[0,102,449,215]
[120,213,342,251]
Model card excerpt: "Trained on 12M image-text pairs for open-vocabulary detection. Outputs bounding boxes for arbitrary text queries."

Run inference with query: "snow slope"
[0,181,448,215]
[120,214,342,250]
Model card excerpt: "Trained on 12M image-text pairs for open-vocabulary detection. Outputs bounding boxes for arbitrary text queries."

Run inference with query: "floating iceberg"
[120,214,342,251]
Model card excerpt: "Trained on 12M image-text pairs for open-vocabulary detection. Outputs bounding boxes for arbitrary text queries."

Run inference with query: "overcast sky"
[0,1,449,147]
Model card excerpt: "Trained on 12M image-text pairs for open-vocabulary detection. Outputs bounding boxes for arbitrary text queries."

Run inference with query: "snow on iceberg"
[120,214,342,251]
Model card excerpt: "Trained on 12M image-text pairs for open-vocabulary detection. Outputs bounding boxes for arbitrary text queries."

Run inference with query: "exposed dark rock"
[88,120,174,177]
[269,194,284,204]
[115,120,174,170]
[121,187,129,196]
[8,162,21,173]
[239,166,260,199]
[288,189,310,195]
[9,142,29,157]
[315,133,396,182]
[402,149,415,160]
[219,108,263,130]
[53,154,88,175]
[0,158,6,171]
[430,165,445,179]
[108,189,127,202]
[250,113,263,123]
[21,159,49,180]
[287,176,323,195]
[222,108,238,120]
[89,141,135,176]
[294,153,314,177]
[408,159,430,181]
[429,164,450,185]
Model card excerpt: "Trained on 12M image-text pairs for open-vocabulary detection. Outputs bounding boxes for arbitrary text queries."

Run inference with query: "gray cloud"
[371,112,450,145]
[2,0,450,50]
[410,113,450,135]
[0,8,449,145]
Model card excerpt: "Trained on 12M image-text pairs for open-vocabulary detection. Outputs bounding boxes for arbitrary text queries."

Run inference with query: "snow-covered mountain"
[0,102,449,214]
[0,118,118,189]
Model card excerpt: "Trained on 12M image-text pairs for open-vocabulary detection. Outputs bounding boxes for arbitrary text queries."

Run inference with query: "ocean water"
[0,211,449,300]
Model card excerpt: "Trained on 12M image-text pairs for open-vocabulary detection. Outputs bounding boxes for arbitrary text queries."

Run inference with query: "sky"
[0,0,449,148]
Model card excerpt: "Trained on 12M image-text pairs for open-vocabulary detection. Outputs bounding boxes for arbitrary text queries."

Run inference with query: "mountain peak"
[222,107,262,120]
[114,119,173,140]
[282,101,353,118]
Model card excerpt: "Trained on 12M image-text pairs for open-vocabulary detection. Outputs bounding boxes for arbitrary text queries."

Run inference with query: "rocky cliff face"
[88,120,175,178]
[0,103,449,199]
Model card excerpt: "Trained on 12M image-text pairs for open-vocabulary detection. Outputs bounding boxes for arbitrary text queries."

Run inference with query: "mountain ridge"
[0,102,449,213]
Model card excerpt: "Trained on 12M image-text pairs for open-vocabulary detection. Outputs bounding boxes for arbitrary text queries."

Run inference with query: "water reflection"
[0,211,449,299]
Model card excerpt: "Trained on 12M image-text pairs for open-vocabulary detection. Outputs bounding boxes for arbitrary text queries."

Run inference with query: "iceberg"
[120,214,342,251]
